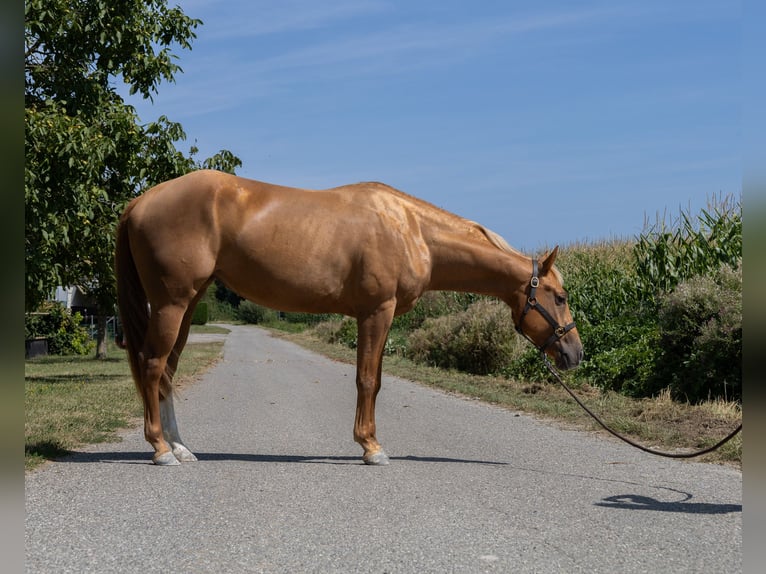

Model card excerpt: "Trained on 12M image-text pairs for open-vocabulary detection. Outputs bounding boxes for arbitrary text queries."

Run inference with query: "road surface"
[25,324,742,573]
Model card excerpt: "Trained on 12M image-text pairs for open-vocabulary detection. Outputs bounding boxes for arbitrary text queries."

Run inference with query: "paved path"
[25,325,742,573]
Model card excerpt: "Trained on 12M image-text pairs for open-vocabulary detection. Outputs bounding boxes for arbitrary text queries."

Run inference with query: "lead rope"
[538,351,742,458]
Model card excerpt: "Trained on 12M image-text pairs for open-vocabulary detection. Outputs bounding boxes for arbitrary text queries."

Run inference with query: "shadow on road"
[58,450,509,466]
[595,494,741,515]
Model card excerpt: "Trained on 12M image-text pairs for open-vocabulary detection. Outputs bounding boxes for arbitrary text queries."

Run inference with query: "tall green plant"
[634,194,741,300]
[556,240,641,327]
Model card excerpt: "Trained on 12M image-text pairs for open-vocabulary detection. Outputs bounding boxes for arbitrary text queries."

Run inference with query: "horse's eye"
[555,292,567,306]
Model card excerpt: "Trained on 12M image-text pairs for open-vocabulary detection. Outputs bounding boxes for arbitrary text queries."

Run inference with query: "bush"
[327,317,358,349]
[25,302,94,355]
[235,301,278,324]
[191,302,208,325]
[392,291,477,332]
[654,265,741,402]
[575,320,662,397]
[280,311,336,325]
[499,345,553,382]
[199,283,239,322]
[214,279,243,308]
[407,299,520,375]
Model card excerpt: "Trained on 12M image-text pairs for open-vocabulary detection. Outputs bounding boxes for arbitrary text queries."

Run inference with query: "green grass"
[187,324,231,334]
[25,329,224,471]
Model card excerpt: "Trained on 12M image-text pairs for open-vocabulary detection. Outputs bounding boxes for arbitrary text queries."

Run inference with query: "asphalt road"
[25,325,742,573]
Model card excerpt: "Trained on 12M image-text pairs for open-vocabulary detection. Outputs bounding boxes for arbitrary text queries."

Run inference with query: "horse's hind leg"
[160,290,210,463]
[160,393,196,462]
[139,304,187,466]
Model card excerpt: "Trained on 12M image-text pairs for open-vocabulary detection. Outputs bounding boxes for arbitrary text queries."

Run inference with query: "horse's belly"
[215,250,356,315]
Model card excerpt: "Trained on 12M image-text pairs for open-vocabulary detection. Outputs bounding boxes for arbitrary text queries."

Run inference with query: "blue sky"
[124,0,740,252]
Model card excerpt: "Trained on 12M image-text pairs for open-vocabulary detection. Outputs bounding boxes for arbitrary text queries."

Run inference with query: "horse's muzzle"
[554,340,584,370]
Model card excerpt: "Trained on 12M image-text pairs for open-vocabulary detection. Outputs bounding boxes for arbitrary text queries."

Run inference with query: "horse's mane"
[474,221,564,283]
[472,223,521,256]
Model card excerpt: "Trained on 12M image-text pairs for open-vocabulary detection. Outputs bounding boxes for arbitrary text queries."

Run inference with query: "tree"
[25,1,241,358]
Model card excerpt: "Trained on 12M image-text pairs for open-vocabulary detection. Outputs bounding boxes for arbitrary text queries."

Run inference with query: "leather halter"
[514,259,576,352]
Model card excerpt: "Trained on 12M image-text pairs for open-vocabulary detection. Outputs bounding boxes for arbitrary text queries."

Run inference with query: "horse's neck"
[425,230,530,300]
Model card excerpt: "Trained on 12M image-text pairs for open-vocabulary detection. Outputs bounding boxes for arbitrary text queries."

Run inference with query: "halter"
[514,258,577,352]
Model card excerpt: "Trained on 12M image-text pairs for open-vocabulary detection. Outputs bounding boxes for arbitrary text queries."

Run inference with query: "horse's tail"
[115,202,173,400]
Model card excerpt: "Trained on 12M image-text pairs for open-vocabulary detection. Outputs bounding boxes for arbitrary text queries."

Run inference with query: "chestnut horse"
[116,170,583,466]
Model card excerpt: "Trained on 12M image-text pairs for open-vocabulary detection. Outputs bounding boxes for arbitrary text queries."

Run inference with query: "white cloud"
[147,4,628,119]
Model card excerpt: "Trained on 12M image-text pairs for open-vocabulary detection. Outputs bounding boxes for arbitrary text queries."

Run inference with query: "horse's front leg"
[354,302,396,465]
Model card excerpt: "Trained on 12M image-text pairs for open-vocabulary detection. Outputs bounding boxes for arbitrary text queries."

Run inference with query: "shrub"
[328,318,358,349]
[214,279,243,308]
[200,284,239,321]
[310,317,357,348]
[235,300,278,324]
[392,291,477,332]
[25,302,94,355]
[499,345,553,382]
[407,299,520,375]
[654,264,741,402]
[575,320,662,397]
[191,302,208,325]
[280,311,336,325]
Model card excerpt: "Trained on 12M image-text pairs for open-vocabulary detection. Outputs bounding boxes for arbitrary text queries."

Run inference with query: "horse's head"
[510,246,583,370]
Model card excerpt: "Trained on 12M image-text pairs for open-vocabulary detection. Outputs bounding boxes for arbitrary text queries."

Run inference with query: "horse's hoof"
[172,445,198,462]
[363,450,390,466]
[153,451,181,466]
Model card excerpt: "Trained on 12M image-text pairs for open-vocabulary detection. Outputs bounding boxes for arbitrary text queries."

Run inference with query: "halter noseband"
[514,259,576,352]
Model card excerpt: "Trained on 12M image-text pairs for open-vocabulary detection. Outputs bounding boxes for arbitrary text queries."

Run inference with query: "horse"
[116,169,583,466]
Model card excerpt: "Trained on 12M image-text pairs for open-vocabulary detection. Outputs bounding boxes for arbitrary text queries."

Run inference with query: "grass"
[24,326,227,471]
[187,324,231,334]
[273,329,742,467]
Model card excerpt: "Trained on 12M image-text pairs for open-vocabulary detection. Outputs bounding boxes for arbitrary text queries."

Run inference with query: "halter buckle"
[530,276,539,288]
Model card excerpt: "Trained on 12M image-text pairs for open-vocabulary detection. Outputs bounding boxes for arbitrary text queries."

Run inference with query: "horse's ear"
[540,245,559,275]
